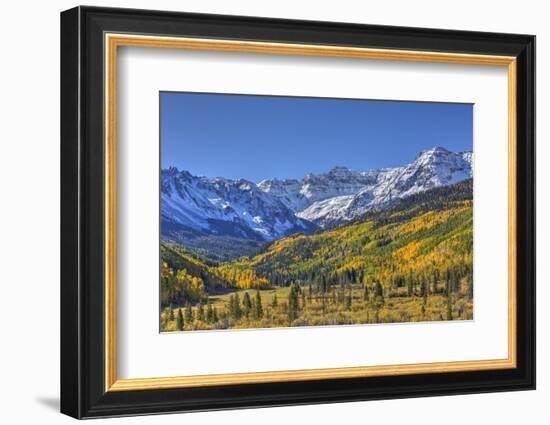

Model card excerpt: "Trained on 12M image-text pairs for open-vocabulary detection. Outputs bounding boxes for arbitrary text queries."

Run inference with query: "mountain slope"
[236,179,473,288]
[161,168,318,259]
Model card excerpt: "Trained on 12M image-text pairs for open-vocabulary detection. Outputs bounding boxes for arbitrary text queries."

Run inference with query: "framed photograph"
[60,6,535,419]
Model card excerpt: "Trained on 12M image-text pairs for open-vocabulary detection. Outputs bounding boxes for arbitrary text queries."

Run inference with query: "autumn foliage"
[161,179,473,331]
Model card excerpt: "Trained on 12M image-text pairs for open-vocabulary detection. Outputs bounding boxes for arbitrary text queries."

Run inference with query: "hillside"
[160,244,270,309]
[237,179,473,293]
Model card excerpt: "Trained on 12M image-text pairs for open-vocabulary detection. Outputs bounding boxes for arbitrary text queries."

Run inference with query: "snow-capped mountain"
[161,147,472,245]
[161,168,316,242]
[296,147,472,226]
[258,166,378,212]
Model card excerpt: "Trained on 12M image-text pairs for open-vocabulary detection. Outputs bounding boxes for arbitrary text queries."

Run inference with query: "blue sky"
[161,92,472,183]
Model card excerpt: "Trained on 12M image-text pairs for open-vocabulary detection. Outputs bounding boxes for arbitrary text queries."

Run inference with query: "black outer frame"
[60,6,535,419]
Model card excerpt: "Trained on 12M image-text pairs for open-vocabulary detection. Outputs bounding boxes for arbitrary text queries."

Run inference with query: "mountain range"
[161,146,472,259]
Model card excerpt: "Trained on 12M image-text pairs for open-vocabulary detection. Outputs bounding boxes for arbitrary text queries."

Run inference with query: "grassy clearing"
[161,283,472,332]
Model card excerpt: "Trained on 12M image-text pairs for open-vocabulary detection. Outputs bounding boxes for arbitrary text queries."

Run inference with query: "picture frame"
[60,5,535,419]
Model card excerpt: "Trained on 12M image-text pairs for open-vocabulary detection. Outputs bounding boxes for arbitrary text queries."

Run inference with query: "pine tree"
[184,302,193,323]
[421,279,428,304]
[197,303,205,321]
[212,306,218,323]
[374,281,383,297]
[345,288,352,310]
[374,281,385,307]
[176,308,184,331]
[168,304,175,321]
[242,292,252,318]
[430,275,437,295]
[250,298,257,319]
[445,278,451,297]
[446,296,453,320]
[272,293,278,308]
[255,291,263,319]
[288,285,299,321]
[233,293,242,319]
[445,270,452,296]
[206,302,214,323]
[453,272,461,293]
[228,294,235,318]
[321,275,328,293]
[363,285,369,301]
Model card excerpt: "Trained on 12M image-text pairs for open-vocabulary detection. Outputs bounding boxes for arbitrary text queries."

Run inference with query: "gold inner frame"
[104,33,518,392]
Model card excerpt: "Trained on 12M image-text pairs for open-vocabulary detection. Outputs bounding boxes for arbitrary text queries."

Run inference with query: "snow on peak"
[326,166,355,177]
[161,147,473,240]
[291,148,472,227]
[161,169,316,241]
[420,146,450,155]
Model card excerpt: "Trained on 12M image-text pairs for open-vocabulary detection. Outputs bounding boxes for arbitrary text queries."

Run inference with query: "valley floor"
[160,283,473,332]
